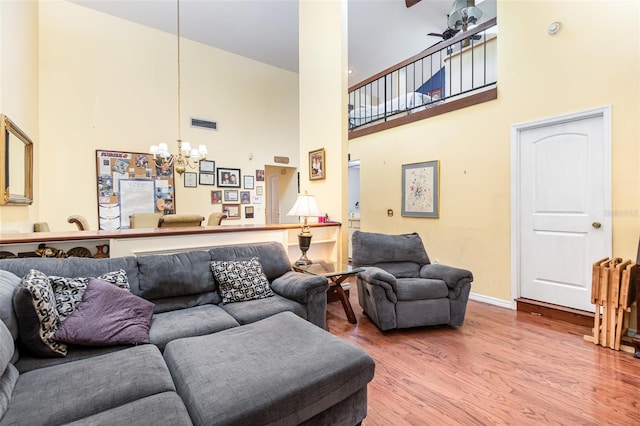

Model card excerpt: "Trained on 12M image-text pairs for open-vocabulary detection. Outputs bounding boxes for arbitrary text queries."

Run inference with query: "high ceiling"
[72,0,496,85]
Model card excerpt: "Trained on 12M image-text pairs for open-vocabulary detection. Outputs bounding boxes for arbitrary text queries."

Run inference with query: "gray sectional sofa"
[0,241,375,425]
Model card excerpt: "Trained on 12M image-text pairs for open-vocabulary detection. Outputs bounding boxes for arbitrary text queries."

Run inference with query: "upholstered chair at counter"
[130,213,162,229]
[67,215,90,231]
[351,230,473,331]
[33,222,50,232]
[206,212,227,226]
[158,214,205,228]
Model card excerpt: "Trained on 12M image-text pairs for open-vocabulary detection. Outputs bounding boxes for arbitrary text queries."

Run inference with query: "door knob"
[592,222,602,229]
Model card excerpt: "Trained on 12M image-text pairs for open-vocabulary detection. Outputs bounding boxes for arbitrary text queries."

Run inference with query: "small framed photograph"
[309,148,326,180]
[211,190,222,204]
[256,170,265,181]
[245,206,254,219]
[184,172,197,188]
[224,190,238,202]
[199,172,215,186]
[199,160,215,174]
[256,186,263,196]
[223,204,240,219]
[401,160,440,218]
[217,167,241,188]
[240,191,250,204]
[243,175,255,189]
[252,196,262,204]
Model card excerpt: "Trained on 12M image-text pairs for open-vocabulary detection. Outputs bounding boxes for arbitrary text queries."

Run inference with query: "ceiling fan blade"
[427,32,443,38]
[442,28,459,39]
[405,0,421,7]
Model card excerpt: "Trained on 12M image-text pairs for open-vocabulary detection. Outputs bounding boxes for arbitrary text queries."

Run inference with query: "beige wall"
[0,0,39,232]
[349,0,640,304]
[35,0,299,231]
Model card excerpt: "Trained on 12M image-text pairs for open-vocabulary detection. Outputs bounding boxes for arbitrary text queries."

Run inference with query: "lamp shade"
[448,0,483,30]
[287,194,322,218]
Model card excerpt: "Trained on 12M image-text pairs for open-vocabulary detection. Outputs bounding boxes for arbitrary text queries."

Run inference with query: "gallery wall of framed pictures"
[183,159,266,220]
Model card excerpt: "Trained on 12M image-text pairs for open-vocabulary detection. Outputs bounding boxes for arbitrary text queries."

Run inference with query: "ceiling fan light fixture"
[448,0,483,31]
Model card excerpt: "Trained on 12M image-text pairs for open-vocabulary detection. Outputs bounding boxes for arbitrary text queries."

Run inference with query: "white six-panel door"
[511,107,611,312]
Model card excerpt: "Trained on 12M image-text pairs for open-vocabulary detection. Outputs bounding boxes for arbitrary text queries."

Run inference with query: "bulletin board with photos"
[95,150,176,230]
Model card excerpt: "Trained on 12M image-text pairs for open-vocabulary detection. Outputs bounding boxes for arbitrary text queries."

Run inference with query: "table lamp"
[287,192,323,266]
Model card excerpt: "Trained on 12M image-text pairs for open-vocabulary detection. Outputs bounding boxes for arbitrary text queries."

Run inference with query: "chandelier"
[149,0,207,176]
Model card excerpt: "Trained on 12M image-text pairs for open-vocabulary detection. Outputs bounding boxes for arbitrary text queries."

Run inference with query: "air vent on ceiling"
[191,118,218,131]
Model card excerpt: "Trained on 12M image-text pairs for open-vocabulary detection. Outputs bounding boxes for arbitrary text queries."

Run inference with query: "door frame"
[266,173,280,224]
[510,105,612,309]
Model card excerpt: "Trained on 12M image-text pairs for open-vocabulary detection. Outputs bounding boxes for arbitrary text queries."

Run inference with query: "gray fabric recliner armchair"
[351,230,473,331]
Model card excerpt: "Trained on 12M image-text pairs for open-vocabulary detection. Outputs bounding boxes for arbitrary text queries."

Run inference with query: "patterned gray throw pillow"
[211,257,274,304]
[50,269,130,321]
[16,270,68,357]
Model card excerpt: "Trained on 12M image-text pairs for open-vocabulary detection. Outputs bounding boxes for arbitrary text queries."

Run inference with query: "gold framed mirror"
[0,114,33,205]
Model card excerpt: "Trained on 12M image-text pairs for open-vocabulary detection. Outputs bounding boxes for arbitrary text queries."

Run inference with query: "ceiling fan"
[405,0,422,7]
[428,26,481,41]
[428,27,459,40]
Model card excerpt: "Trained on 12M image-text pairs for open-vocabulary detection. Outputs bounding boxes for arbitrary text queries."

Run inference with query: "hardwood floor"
[326,281,640,425]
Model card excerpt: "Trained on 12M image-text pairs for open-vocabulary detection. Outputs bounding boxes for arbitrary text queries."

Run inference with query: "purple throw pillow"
[53,278,154,346]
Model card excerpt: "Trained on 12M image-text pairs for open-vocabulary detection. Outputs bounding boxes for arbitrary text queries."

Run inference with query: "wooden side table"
[293,261,363,324]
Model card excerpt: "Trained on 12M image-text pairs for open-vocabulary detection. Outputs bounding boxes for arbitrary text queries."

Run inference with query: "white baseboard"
[469,292,514,310]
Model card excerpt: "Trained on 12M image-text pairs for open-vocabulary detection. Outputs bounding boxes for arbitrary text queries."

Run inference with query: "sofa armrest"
[357,267,398,302]
[270,271,329,304]
[420,264,473,289]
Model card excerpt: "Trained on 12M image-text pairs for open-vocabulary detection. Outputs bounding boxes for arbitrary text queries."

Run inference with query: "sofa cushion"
[0,344,175,426]
[149,305,239,351]
[0,320,19,419]
[0,363,18,422]
[13,269,67,357]
[220,294,306,325]
[0,320,14,377]
[50,269,129,321]
[150,292,220,315]
[209,242,292,282]
[0,271,20,342]
[0,257,140,295]
[136,251,218,303]
[211,257,274,304]
[62,392,193,426]
[53,278,154,346]
[395,278,449,301]
[14,344,130,374]
[163,312,375,426]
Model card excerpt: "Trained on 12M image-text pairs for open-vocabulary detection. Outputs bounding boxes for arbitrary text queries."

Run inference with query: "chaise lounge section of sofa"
[0,241,375,425]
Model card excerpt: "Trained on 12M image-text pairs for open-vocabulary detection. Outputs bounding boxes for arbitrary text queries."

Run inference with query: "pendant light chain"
[148,0,206,176]
[177,0,182,142]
